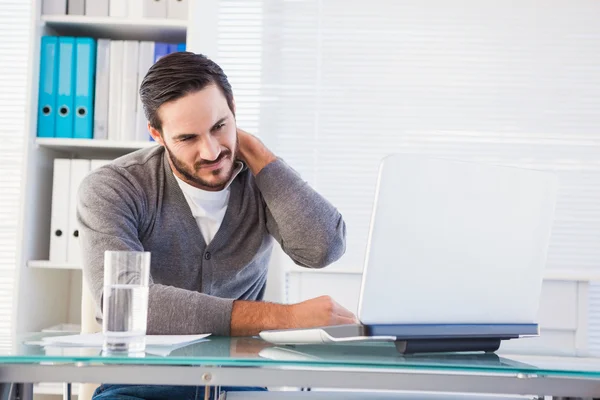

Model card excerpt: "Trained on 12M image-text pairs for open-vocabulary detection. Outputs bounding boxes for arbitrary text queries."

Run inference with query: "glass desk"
[1,334,600,400]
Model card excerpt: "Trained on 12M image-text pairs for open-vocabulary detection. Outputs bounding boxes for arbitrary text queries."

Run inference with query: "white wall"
[188,0,600,352]
[0,0,30,351]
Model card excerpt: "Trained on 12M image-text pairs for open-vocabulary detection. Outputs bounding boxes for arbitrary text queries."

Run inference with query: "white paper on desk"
[144,343,202,357]
[41,333,211,348]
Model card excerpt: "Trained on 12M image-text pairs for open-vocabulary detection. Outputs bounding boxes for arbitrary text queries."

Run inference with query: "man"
[78,52,355,399]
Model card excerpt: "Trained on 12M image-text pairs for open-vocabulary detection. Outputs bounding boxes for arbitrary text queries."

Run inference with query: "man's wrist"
[230,300,295,336]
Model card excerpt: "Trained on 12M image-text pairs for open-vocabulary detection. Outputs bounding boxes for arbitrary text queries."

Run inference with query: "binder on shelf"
[67,159,90,264]
[154,43,170,63]
[120,41,140,142]
[42,0,67,15]
[136,41,155,142]
[142,0,167,18]
[74,38,97,139]
[67,0,84,15]
[93,39,110,140]
[109,0,127,17]
[108,41,124,141]
[49,159,71,263]
[37,36,59,138]
[167,0,188,20]
[177,43,186,52]
[85,0,109,16]
[167,43,179,54]
[56,37,76,139]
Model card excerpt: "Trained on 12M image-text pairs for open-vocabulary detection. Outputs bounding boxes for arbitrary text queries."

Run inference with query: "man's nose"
[200,135,221,161]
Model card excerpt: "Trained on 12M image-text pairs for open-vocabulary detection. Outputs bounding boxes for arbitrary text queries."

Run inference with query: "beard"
[165,141,238,190]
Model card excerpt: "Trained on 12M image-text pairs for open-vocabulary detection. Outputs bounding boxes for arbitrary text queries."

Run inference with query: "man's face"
[151,84,237,191]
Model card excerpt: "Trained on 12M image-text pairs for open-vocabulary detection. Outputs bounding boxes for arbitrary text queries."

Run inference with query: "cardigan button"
[204,252,212,260]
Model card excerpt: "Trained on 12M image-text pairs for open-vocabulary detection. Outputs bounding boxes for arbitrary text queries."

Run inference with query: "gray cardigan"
[77,145,346,335]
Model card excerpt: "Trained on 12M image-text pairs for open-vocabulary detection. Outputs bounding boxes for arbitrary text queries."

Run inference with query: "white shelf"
[288,267,362,275]
[28,260,81,270]
[35,382,79,396]
[544,269,600,282]
[36,137,157,151]
[288,267,600,282]
[42,15,187,42]
[41,323,81,333]
[36,138,158,158]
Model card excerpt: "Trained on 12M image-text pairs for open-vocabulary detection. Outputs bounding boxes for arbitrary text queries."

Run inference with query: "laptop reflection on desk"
[258,343,538,371]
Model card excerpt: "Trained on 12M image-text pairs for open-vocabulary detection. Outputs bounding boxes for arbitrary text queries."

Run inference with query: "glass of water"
[102,250,150,354]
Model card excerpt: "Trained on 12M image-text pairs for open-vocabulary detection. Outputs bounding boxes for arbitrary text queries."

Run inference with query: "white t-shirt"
[174,162,243,245]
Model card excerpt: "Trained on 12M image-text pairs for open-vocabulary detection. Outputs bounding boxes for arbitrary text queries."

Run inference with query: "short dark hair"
[139,52,234,133]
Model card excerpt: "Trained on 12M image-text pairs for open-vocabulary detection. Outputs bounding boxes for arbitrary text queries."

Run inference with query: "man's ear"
[148,124,165,145]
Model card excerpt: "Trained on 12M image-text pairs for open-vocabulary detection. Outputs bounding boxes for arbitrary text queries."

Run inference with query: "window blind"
[191,0,600,351]
[0,0,29,351]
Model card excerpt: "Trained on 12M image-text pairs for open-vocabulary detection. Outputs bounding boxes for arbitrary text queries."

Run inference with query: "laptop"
[260,154,558,353]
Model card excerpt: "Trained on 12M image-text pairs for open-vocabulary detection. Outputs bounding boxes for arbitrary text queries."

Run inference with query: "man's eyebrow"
[172,116,228,140]
[210,117,228,132]
[172,132,197,141]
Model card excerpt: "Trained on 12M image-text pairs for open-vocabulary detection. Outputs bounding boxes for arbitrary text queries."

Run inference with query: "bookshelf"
[14,0,195,397]
[41,15,187,42]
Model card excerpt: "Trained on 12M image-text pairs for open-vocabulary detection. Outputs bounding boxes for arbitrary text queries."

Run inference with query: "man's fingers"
[333,315,359,326]
[333,303,357,320]
[332,304,359,324]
